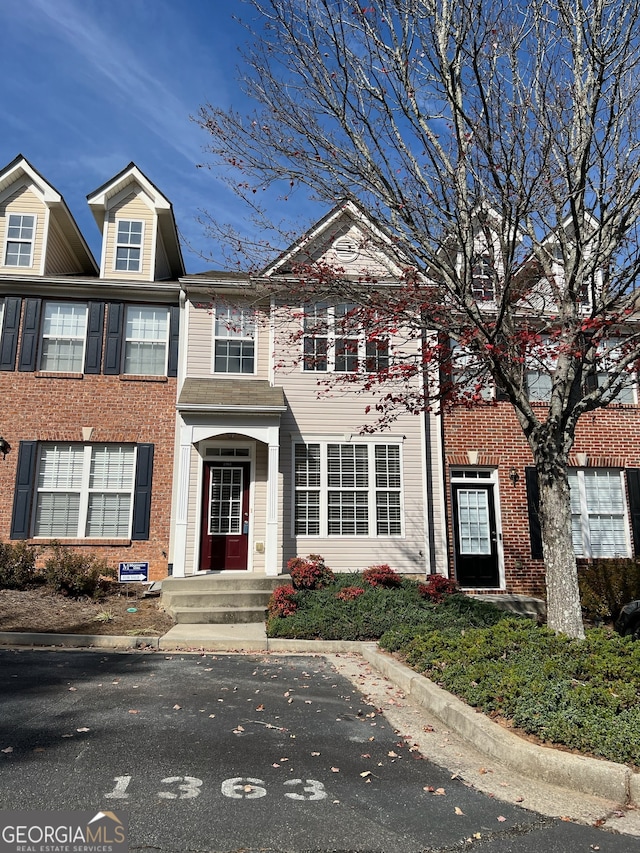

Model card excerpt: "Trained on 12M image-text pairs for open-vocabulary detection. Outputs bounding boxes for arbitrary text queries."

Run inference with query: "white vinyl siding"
[115,219,144,272]
[34,444,135,538]
[40,301,87,372]
[294,442,402,537]
[124,305,169,375]
[5,213,36,267]
[213,305,255,374]
[569,469,629,558]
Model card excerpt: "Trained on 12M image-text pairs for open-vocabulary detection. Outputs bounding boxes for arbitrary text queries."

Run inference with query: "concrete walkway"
[1,621,639,830]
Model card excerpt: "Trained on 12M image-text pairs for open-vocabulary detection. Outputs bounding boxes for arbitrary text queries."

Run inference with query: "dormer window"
[471,254,495,301]
[5,214,35,267]
[115,219,143,272]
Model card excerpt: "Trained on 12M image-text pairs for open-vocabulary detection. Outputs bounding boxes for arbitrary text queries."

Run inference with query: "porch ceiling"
[177,378,286,413]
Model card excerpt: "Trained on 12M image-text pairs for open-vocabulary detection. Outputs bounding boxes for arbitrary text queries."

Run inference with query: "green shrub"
[0,541,40,590]
[578,557,640,622]
[42,542,115,598]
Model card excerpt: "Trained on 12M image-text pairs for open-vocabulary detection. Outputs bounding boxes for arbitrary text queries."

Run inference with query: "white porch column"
[171,422,193,578]
[265,431,280,576]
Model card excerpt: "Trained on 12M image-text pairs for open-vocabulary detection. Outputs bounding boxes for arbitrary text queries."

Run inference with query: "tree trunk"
[537,465,585,640]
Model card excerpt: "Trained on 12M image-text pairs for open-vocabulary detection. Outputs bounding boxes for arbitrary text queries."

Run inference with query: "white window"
[595,338,636,404]
[449,341,494,401]
[471,253,495,301]
[294,442,402,537]
[214,305,255,373]
[34,444,136,538]
[124,305,169,375]
[526,336,556,402]
[115,220,143,272]
[569,469,630,558]
[5,214,35,267]
[303,302,388,373]
[40,301,87,372]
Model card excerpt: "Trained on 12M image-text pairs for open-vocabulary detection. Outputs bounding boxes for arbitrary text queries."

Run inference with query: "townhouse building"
[2,156,636,601]
[169,201,448,579]
[0,156,183,580]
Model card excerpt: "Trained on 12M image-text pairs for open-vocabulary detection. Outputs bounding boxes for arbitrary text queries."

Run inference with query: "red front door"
[200,462,250,571]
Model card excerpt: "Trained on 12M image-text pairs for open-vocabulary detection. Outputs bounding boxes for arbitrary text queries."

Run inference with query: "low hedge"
[266,573,509,640]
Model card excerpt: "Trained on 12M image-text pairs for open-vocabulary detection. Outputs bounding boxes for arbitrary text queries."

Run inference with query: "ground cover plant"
[380,618,640,767]
[266,563,507,640]
[269,557,640,766]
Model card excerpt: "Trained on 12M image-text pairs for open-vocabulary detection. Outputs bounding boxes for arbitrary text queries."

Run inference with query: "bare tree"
[196,0,640,639]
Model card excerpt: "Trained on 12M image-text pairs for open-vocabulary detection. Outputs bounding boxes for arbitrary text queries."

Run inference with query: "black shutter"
[104,302,124,375]
[131,443,154,540]
[626,469,640,556]
[17,298,42,372]
[167,305,180,377]
[583,372,598,394]
[525,466,544,559]
[10,441,38,539]
[495,383,510,402]
[84,301,105,374]
[0,296,22,371]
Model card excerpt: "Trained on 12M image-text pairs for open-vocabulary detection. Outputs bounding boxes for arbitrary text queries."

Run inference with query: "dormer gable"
[0,155,97,277]
[261,199,408,282]
[87,163,185,282]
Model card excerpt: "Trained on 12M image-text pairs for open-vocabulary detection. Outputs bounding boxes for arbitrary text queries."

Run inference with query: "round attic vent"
[333,236,359,262]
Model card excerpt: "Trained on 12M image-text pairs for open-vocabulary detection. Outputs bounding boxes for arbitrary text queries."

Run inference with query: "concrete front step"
[162,590,279,609]
[170,606,271,625]
[161,573,291,625]
[162,574,289,593]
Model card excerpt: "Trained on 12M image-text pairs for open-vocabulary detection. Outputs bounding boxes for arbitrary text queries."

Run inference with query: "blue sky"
[0,0,314,272]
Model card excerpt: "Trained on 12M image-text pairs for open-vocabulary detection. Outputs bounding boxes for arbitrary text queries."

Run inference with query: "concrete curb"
[1,629,638,808]
[360,645,639,808]
[0,632,160,649]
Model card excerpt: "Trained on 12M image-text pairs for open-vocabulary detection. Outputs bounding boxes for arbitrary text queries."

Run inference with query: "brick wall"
[443,401,640,596]
[0,370,176,581]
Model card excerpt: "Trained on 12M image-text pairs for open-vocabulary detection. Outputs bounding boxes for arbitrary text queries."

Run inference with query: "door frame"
[197,442,254,572]
[450,467,504,589]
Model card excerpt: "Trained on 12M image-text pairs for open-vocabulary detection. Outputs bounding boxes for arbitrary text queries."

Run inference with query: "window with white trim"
[595,338,637,404]
[449,341,494,401]
[526,336,555,402]
[214,305,255,373]
[115,220,143,272]
[124,305,169,375]
[5,214,35,267]
[39,301,87,372]
[569,468,630,558]
[294,441,402,536]
[33,444,136,538]
[471,253,495,301]
[303,302,388,373]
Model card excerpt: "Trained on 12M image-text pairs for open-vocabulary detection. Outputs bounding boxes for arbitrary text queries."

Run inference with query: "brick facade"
[0,156,184,583]
[443,400,640,596]
[0,365,177,580]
